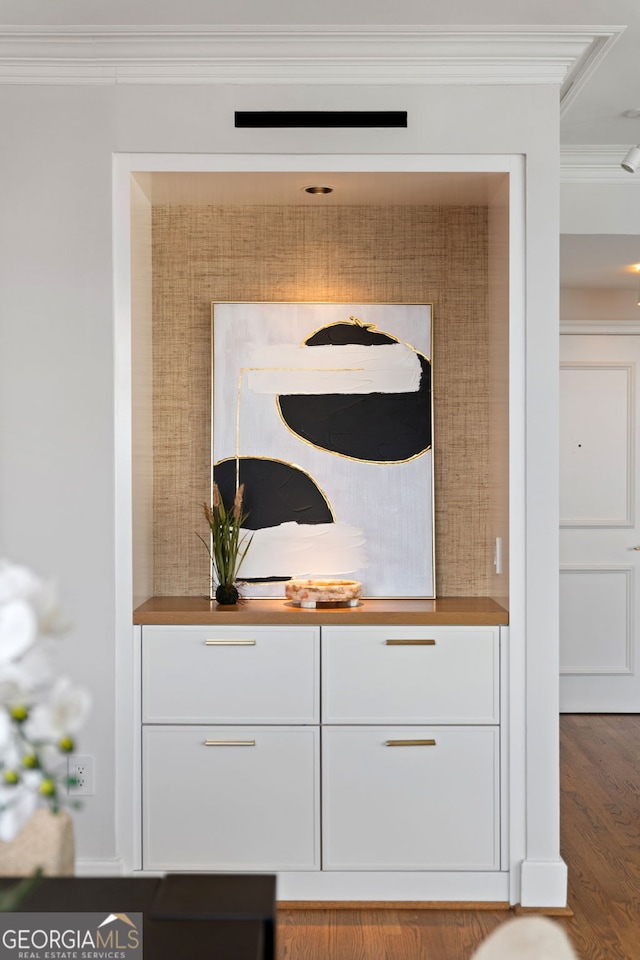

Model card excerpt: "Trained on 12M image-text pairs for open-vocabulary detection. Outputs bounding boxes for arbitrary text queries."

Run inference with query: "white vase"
[0,808,75,876]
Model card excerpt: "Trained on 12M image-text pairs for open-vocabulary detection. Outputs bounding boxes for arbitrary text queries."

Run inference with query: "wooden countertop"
[133,596,509,626]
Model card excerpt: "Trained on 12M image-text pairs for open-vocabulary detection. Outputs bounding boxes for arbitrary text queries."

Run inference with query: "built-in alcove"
[130,169,509,608]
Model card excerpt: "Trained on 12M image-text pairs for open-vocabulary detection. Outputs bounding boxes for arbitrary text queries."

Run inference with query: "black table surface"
[0,874,276,960]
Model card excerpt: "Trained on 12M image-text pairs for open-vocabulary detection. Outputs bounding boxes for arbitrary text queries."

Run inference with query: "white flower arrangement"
[0,559,90,843]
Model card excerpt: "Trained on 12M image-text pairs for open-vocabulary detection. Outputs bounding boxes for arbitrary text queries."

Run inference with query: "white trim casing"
[520,860,569,909]
[522,136,565,903]
[113,157,138,876]
[507,159,527,906]
[113,151,562,905]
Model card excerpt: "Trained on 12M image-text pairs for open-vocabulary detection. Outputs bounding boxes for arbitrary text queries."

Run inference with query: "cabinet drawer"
[322,725,500,871]
[142,625,319,723]
[322,626,499,723]
[143,725,320,871]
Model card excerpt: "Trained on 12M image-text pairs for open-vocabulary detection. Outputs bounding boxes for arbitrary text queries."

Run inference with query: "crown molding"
[558,27,622,116]
[0,23,624,87]
[560,145,640,183]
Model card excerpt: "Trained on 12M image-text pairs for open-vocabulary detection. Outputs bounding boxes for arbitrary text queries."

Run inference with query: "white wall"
[560,175,640,325]
[0,76,561,897]
[561,287,640,323]
[561,182,640,235]
[0,85,117,860]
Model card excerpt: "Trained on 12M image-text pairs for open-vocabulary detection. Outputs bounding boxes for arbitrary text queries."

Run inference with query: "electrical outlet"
[68,755,95,796]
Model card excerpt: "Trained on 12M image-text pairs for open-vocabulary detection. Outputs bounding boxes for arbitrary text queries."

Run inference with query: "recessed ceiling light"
[303,185,334,195]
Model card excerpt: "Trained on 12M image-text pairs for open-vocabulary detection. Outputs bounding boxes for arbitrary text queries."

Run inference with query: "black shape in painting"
[213,456,334,582]
[277,321,431,463]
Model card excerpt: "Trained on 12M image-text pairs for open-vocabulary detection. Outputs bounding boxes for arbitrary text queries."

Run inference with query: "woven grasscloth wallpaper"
[152,204,489,597]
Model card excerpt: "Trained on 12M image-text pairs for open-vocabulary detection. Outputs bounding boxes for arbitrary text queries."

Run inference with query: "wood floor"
[277,715,640,960]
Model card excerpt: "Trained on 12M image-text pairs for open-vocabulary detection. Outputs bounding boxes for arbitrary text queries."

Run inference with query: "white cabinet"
[322,725,500,870]
[143,725,320,871]
[141,625,321,872]
[322,626,499,724]
[140,621,503,887]
[143,625,319,723]
[321,625,501,872]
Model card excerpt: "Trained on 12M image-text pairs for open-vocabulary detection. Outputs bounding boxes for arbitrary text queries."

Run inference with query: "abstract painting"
[211,302,434,598]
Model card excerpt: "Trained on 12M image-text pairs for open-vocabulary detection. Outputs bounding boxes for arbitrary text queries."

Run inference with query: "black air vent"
[234,111,407,128]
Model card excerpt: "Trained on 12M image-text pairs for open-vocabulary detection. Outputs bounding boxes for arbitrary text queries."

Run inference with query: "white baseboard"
[519,859,568,907]
[75,858,125,877]
[275,870,510,901]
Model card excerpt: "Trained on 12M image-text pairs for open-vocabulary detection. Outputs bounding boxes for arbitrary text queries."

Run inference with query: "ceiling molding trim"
[560,320,640,335]
[0,24,623,86]
[559,27,623,116]
[561,146,640,183]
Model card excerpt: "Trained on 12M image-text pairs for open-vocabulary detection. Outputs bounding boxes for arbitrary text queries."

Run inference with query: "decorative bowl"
[285,578,362,608]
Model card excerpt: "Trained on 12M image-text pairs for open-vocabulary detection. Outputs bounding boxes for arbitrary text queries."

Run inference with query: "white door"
[560,335,640,711]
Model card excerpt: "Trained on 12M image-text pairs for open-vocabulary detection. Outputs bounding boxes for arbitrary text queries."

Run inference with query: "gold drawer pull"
[205,639,256,646]
[385,739,437,747]
[385,639,436,646]
[204,739,256,746]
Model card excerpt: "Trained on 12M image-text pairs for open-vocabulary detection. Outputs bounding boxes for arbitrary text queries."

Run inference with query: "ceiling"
[555,1,640,291]
[557,7,640,147]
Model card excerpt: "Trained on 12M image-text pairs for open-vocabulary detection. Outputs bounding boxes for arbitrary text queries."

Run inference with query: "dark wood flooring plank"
[559,715,640,960]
